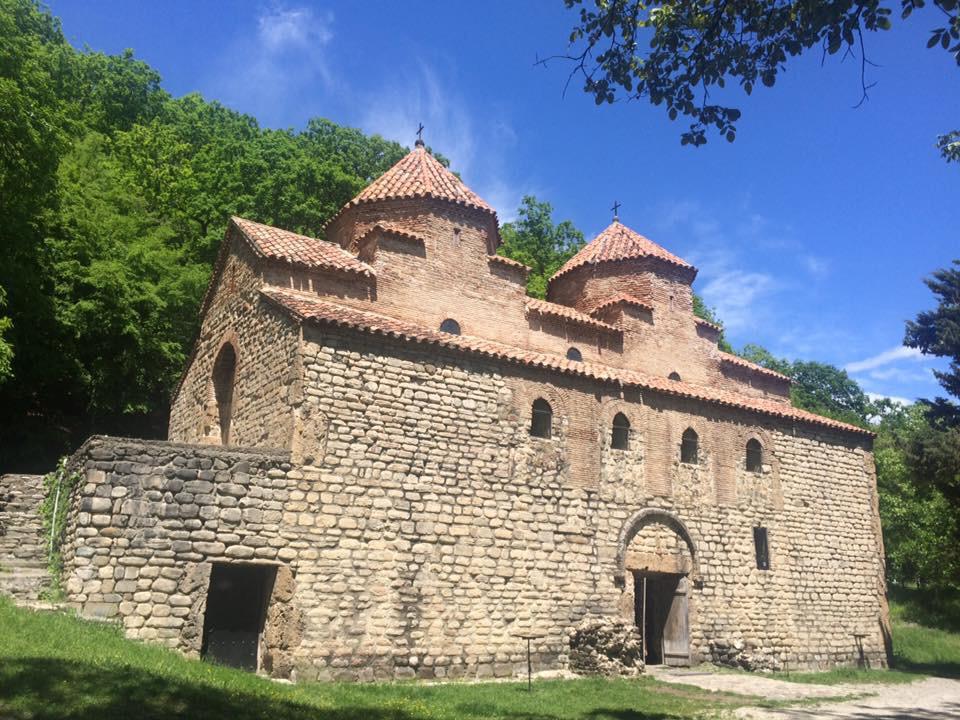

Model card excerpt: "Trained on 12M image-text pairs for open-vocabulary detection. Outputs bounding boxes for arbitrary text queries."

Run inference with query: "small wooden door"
[662,576,690,666]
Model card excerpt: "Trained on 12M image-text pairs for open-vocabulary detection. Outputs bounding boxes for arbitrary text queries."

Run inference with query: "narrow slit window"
[746,438,763,472]
[754,527,770,570]
[439,318,461,335]
[611,412,630,450]
[530,398,552,439]
[680,428,698,464]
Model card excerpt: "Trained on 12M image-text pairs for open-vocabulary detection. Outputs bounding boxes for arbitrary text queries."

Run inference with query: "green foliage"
[0,286,13,382]
[498,196,585,299]
[0,0,410,471]
[905,259,960,421]
[554,0,959,146]
[875,405,960,587]
[39,457,82,598]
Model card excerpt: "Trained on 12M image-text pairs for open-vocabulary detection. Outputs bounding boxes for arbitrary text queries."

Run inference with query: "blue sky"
[50,0,958,403]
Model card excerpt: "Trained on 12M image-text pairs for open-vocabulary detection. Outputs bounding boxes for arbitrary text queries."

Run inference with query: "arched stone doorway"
[615,509,698,666]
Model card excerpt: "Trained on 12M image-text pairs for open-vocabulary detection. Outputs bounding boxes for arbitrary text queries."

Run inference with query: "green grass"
[0,596,756,720]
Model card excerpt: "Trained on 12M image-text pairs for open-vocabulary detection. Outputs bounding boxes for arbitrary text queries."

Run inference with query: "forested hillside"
[1,0,957,595]
[1,0,410,469]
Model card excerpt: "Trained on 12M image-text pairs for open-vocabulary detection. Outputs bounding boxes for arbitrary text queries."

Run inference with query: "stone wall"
[63,325,889,681]
[0,474,49,600]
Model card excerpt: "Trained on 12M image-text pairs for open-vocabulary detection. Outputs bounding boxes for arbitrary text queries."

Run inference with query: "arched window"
[611,412,630,450]
[746,438,763,472]
[530,398,552,438]
[668,371,682,381]
[439,318,461,335]
[566,347,583,362]
[212,343,237,445]
[680,428,699,464]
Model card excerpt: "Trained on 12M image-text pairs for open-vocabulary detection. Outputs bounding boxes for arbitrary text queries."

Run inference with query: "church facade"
[58,139,890,680]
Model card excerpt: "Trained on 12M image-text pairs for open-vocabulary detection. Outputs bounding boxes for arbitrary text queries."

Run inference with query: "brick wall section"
[65,326,888,680]
[168,236,302,448]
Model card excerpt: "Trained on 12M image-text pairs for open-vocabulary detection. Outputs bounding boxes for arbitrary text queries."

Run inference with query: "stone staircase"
[0,474,51,601]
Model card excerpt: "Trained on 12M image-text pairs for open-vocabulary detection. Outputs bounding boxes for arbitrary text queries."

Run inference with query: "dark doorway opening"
[201,563,276,671]
[634,571,690,666]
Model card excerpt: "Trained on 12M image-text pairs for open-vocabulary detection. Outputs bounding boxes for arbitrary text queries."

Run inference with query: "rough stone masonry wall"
[62,328,888,680]
[0,474,49,600]
[59,438,304,676]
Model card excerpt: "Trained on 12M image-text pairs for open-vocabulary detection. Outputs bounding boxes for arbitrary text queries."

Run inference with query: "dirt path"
[648,667,960,719]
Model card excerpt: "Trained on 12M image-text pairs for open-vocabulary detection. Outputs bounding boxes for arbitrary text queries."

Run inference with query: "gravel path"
[647,667,960,719]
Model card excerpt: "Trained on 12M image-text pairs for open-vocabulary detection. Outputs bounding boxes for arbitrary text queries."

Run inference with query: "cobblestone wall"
[62,325,889,681]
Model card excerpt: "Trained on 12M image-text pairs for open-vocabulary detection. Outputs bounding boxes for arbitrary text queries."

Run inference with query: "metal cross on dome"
[416,123,425,145]
[611,200,621,221]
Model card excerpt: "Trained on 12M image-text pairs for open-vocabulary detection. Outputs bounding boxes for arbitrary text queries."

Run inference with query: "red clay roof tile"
[695,316,722,333]
[347,146,495,215]
[549,221,695,286]
[262,289,870,437]
[488,254,531,274]
[232,217,373,275]
[525,298,621,334]
[589,293,655,316]
[718,352,792,382]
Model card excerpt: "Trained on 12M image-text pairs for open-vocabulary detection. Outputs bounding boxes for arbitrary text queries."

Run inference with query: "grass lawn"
[0,596,756,720]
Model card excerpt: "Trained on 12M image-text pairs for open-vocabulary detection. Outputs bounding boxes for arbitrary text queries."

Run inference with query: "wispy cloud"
[208,6,335,126]
[699,270,778,332]
[866,392,913,407]
[844,345,924,373]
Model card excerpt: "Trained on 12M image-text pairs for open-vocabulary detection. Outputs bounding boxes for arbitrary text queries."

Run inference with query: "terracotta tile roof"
[488,254,531,274]
[718,352,792,382]
[695,316,722,333]
[590,293,655,316]
[262,289,870,437]
[549,221,695,286]
[525,298,621,334]
[232,217,373,276]
[346,146,495,216]
[364,222,428,245]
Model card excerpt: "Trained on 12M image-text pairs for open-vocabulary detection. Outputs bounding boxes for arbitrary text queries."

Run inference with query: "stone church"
[51,137,890,680]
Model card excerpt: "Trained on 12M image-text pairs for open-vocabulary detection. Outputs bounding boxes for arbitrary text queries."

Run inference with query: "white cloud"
[258,7,332,52]
[699,269,778,332]
[801,255,829,278]
[208,6,335,126]
[844,345,924,373]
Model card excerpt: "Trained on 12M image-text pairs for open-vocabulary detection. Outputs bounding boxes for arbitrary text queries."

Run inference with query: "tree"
[905,259,960,423]
[498,196,585,298]
[0,286,12,382]
[549,0,959,146]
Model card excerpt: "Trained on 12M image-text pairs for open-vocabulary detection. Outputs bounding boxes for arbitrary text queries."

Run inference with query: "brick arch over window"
[212,341,238,445]
[614,508,700,586]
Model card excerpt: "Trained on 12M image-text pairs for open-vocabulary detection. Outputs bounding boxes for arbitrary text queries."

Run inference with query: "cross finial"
[415,123,425,147]
[611,200,621,221]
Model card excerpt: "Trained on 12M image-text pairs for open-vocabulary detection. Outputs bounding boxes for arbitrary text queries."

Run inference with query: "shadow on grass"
[892,655,960,680]
[0,658,680,720]
[889,585,960,634]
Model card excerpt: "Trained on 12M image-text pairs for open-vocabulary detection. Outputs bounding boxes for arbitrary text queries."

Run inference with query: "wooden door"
[662,576,690,666]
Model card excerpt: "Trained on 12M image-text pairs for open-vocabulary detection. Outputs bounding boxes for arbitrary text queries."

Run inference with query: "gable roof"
[590,293,655,316]
[232,217,373,275]
[343,145,495,216]
[549,221,695,286]
[718,351,792,383]
[261,288,871,438]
